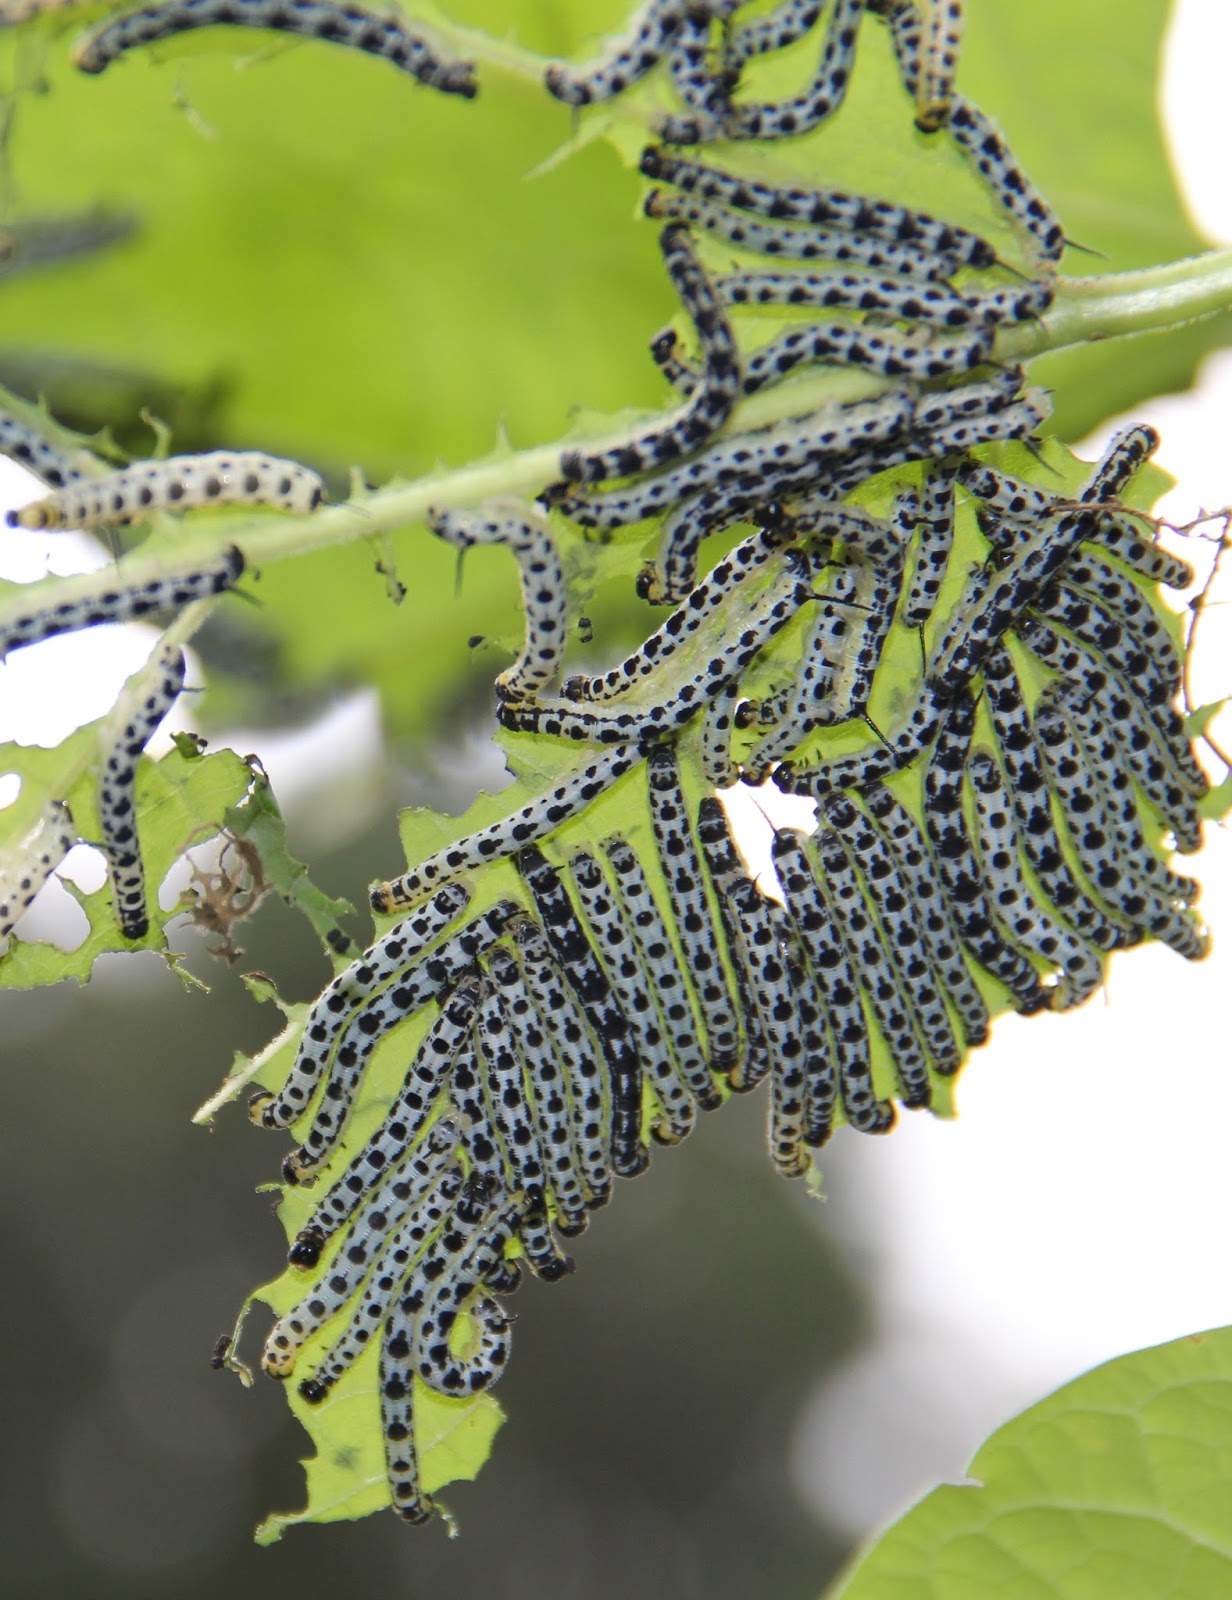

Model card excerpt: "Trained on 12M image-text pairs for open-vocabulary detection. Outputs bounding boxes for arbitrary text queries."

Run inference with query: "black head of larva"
[298,1377,329,1405]
[288,1229,325,1269]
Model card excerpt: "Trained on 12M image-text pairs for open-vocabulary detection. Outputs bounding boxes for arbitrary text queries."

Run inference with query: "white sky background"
[0,0,1230,1552]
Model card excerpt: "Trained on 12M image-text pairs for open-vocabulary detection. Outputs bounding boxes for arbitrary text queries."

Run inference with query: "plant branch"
[4,248,1232,622]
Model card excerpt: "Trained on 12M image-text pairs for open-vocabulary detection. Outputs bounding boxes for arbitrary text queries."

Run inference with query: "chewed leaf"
[0,731,250,988]
[252,1323,503,1545]
[223,766,356,957]
[828,1325,1232,1600]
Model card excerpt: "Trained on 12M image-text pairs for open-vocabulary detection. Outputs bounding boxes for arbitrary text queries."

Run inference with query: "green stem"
[3,248,1232,628]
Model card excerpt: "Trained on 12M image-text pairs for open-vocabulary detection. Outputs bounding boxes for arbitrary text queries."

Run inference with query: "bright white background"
[1,0,1229,1549]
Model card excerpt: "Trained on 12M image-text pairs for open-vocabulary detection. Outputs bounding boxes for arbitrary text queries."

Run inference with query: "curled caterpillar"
[8,451,324,530]
[72,0,477,94]
[427,501,566,699]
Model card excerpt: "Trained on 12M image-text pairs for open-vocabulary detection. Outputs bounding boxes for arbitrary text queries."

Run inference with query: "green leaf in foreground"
[827,1325,1232,1600]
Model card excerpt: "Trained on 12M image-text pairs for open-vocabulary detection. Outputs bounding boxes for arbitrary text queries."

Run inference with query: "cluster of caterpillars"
[247,397,1207,1524]
[222,1,1218,1533]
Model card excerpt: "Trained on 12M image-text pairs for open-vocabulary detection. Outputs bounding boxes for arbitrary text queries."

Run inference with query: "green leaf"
[827,1325,1232,1600]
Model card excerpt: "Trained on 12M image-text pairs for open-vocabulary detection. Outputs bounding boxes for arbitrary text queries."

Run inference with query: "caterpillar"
[380,1306,434,1524]
[967,467,1194,589]
[560,226,738,485]
[913,365,1027,430]
[253,882,473,1132]
[1015,618,1205,850]
[72,0,477,93]
[97,641,186,940]
[544,0,686,106]
[564,518,795,703]
[699,800,813,1170]
[693,796,777,1094]
[913,0,963,132]
[544,384,915,531]
[715,268,980,329]
[369,744,645,914]
[1049,686,1200,916]
[509,916,614,1211]
[724,878,811,1175]
[922,692,1051,1013]
[0,798,76,942]
[569,849,697,1146]
[1031,685,1207,960]
[294,1164,472,1404]
[1079,424,1160,503]
[641,488,788,605]
[912,387,1050,456]
[721,0,825,72]
[772,906,838,1150]
[262,1120,462,1378]
[965,750,1104,1008]
[0,546,245,661]
[497,560,813,745]
[720,0,865,142]
[874,2,1065,261]
[646,746,742,1075]
[808,821,933,1106]
[899,461,957,627]
[643,186,966,281]
[1061,551,1184,691]
[639,145,998,270]
[516,846,648,1181]
[497,927,592,1237]
[0,411,87,489]
[743,564,863,778]
[979,644,1133,952]
[426,502,566,700]
[286,979,483,1269]
[821,791,962,1072]
[771,829,895,1134]
[410,1192,520,1396]
[1025,581,1165,709]
[276,902,520,1184]
[928,507,1099,698]
[861,782,991,1049]
[601,834,719,1110]
[740,322,993,396]
[698,674,742,786]
[472,963,572,1281]
[8,451,324,530]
